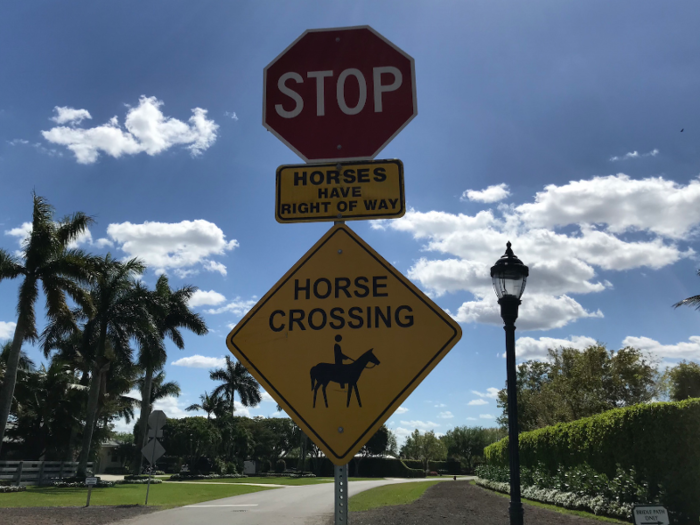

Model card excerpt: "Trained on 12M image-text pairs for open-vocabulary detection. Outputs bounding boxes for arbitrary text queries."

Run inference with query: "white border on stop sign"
[262,25,418,163]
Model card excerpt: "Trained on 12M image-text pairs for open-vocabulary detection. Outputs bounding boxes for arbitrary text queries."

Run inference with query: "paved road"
[116,477,473,525]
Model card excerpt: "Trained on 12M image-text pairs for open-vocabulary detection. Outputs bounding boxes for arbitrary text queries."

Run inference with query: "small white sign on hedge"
[633,505,669,525]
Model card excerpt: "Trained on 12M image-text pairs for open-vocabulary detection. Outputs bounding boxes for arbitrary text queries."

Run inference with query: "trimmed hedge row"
[356,458,426,478]
[484,399,700,520]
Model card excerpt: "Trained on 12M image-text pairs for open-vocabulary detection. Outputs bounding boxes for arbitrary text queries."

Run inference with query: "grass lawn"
[181,476,382,485]
[0,482,276,508]
[349,480,445,512]
[471,482,628,524]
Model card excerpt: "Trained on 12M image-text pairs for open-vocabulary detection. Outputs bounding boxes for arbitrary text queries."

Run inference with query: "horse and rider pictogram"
[310,335,380,408]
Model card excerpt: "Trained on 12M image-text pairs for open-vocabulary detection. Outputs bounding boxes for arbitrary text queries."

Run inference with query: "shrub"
[275,459,286,473]
[168,473,247,481]
[428,471,439,476]
[356,458,426,478]
[484,399,700,521]
[0,486,26,493]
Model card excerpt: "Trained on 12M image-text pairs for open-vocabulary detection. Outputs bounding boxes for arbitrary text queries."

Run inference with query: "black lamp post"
[490,241,529,525]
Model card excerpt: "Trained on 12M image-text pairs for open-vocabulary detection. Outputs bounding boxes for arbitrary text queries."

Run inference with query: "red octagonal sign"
[263,26,417,162]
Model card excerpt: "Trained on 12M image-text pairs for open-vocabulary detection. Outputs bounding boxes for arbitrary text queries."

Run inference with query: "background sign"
[227,224,461,464]
[633,505,669,525]
[276,159,405,223]
[263,26,417,162]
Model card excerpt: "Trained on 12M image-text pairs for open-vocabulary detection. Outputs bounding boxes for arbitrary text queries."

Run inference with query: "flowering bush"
[0,485,26,493]
[169,473,247,481]
[116,478,162,485]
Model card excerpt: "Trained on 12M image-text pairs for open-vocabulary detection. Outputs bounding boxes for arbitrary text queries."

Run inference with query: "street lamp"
[490,241,529,525]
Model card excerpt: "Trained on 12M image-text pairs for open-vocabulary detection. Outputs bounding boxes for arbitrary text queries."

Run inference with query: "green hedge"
[484,399,700,521]
[356,458,426,478]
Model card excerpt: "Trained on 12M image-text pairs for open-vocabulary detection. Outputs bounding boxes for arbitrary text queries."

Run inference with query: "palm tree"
[132,274,207,472]
[0,193,94,454]
[76,254,153,474]
[209,356,262,416]
[674,272,700,310]
[140,369,181,405]
[186,391,225,419]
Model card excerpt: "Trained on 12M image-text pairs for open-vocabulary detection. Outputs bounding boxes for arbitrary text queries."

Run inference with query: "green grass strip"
[349,480,444,512]
[470,481,628,524]
[0,482,275,508]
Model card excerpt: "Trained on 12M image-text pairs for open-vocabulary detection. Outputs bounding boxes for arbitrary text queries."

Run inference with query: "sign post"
[84,477,97,507]
[142,410,167,506]
[258,26,437,525]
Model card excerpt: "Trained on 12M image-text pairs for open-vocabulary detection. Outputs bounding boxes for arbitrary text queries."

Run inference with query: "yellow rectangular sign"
[275,159,405,223]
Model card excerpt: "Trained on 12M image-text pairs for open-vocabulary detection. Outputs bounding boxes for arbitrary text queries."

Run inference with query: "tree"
[132,275,207,472]
[400,429,446,471]
[355,424,392,475]
[442,426,505,472]
[75,255,153,475]
[0,193,94,455]
[662,360,700,401]
[186,391,226,419]
[497,344,659,431]
[209,356,261,416]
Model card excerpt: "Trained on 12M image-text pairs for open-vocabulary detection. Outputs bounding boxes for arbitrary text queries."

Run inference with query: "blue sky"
[1,1,700,441]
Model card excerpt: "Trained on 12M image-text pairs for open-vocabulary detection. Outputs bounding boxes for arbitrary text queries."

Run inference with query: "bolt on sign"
[226,224,461,465]
[276,159,405,223]
[263,26,417,162]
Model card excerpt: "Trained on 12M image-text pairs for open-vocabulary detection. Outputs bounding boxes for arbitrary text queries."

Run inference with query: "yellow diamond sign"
[226,224,462,465]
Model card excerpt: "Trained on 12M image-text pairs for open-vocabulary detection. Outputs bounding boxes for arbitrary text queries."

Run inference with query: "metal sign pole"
[334,464,348,524]
[86,485,92,507]
[144,439,156,506]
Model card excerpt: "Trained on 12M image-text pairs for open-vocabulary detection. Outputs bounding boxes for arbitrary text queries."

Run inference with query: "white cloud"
[233,401,251,418]
[451,293,603,331]
[202,260,228,276]
[610,149,659,162]
[472,388,500,399]
[515,335,598,360]
[622,335,700,361]
[153,395,190,419]
[224,111,239,121]
[207,297,257,316]
[516,174,699,239]
[468,399,488,406]
[50,106,92,125]
[7,139,29,146]
[5,222,32,247]
[479,414,495,419]
[394,406,409,414]
[461,183,511,203]
[42,96,218,164]
[188,290,226,308]
[437,411,454,419]
[434,403,446,408]
[394,427,413,439]
[95,238,114,248]
[171,354,226,368]
[466,417,477,421]
[399,420,440,430]
[67,229,93,249]
[261,391,274,403]
[106,219,237,276]
[380,174,697,331]
[0,321,16,340]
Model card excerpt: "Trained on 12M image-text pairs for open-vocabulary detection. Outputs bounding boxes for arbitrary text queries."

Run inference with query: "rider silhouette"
[334,335,352,388]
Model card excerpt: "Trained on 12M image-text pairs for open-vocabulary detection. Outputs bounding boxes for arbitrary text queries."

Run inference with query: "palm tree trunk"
[77,327,108,476]
[0,319,26,457]
[133,365,154,473]
[77,360,103,475]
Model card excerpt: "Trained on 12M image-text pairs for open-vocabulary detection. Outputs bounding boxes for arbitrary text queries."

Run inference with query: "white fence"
[0,461,93,486]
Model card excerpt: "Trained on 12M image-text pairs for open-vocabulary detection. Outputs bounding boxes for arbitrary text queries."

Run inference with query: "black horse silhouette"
[310,348,380,408]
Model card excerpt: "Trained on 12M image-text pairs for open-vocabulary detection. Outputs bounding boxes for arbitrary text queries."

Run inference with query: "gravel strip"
[0,505,160,525]
[349,480,612,524]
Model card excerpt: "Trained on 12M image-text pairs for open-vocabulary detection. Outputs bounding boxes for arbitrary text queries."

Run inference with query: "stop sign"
[263,26,417,162]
